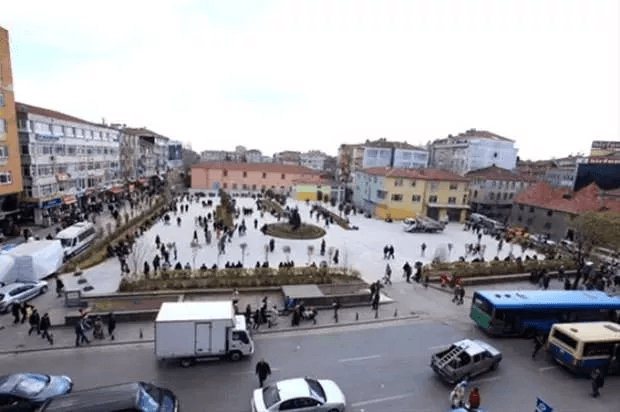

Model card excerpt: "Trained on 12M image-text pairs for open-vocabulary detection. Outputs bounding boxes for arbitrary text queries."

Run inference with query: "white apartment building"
[362,139,429,169]
[430,129,518,175]
[300,150,329,171]
[16,102,121,226]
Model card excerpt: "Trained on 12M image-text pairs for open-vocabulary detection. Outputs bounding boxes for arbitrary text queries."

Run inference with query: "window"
[449,183,458,190]
[0,92,4,107]
[489,192,494,200]
[252,184,257,190]
[518,216,522,222]
[448,197,456,204]
[0,144,8,160]
[391,194,403,202]
[473,190,478,199]
[428,195,437,203]
[394,179,403,187]
[519,205,524,211]
[281,173,286,179]
[430,181,439,191]
[411,194,421,202]
[243,171,247,177]
[551,330,577,349]
[0,118,5,133]
[222,183,227,189]
[526,218,533,225]
[376,190,387,200]
[509,193,514,199]
[547,210,553,217]
[232,183,238,189]
[530,207,535,213]
[583,341,620,357]
[223,170,228,177]
[503,192,508,200]
[242,184,248,190]
[262,172,267,178]
[0,172,11,184]
[544,222,552,230]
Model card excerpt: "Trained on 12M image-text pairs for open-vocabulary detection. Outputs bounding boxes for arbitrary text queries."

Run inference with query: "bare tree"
[126,237,155,280]
[282,245,291,261]
[191,243,202,270]
[240,242,248,264]
[307,245,315,263]
[264,243,270,263]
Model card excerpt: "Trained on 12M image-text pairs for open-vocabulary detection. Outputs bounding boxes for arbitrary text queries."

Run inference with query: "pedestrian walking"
[452,285,461,304]
[383,264,392,285]
[11,302,20,324]
[468,387,481,411]
[458,285,465,305]
[74,320,90,347]
[332,300,341,323]
[403,262,412,283]
[591,368,604,397]
[28,308,40,336]
[20,302,30,324]
[320,239,326,256]
[421,243,426,257]
[40,313,53,345]
[255,359,272,387]
[107,312,116,340]
[371,290,380,311]
[55,276,64,298]
[532,334,545,359]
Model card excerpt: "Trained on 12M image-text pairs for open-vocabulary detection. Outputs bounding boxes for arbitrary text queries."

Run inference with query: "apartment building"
[191,162,320,193]
[353,167,470,222]
[299,150,330,171]
[16,103,121,226]
[0,28,23,233]
[362,138,428,169]
[429,129,518,175]
[273,150,301,166]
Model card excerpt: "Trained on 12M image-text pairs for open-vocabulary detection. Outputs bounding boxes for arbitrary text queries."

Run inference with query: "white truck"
[155,301,254,367]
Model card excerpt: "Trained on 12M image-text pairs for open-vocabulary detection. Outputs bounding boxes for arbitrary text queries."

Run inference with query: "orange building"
[0,27,23,230]
[191,162,321,193]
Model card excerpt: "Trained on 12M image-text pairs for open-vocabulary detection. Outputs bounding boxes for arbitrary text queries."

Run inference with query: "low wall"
[65,309,159,327]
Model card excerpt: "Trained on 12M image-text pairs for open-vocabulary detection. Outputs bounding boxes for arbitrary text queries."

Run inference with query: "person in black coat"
[28,309,40,336]
[11,303,20,324]
[40,313,53,344]
[255,359,271,387]
[107,312,116,340]
[55,276,65,298]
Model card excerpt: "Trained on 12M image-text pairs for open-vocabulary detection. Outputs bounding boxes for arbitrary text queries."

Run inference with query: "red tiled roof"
[513,182,620,214]
[192,161,320,175]
[363,167,469,182]
[292,176,328,184]
[15,102,114,129]
[466,165,538,182]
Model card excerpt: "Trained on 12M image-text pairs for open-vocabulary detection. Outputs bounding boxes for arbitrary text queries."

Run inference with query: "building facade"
[466,165,537,221]
[167,140,183,170]
[191,162,320,193]
[429,129,518,175]
[362,138,429,169]
[0,27,23,233]
[16,103,121,226]
[123,128,169,177]
[353,167,470,222]
[273,151,301,166]
[590,141,620,157]
[508,182,620,241]
[300,150,329,171]
[337,143,365,178]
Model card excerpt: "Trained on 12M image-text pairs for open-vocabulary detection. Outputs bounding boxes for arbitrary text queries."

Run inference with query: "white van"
[55,221,97,259]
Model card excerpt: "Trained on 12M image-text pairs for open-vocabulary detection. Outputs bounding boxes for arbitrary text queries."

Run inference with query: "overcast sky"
[2,0,618,160]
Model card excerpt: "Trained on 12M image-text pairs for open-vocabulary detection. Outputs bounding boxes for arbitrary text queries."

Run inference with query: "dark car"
[0,373,72,408]
[36,382,178,412]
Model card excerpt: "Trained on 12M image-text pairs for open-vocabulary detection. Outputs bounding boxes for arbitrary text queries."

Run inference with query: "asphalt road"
[0,319,618,412]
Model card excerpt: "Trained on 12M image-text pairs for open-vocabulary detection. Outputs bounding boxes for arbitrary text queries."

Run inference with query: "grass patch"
[264,222,326,240]
[119,267,361,292]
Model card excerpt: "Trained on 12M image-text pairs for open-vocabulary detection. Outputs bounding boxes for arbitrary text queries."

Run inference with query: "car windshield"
[305,379,326,402]
[14,374,50,396]
[262,385,280,408]
[139,387,160,412]
[58,238,73,248]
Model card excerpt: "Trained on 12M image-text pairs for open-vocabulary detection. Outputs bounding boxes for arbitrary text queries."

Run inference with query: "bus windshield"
[59,238,74,248]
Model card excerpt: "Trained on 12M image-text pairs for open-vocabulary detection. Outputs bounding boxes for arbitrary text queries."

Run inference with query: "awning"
[84,188,97,196]
[62,194,77,205]
[128,184,135,192]
[137,178,147,184]
[108,186,123,194]
[55,172,71,182]
[427,204,470,209]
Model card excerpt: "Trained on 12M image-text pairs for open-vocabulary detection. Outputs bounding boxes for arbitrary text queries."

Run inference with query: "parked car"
[559,239,576,252]
[430,339,502,384]
[0,373,72,408]
[36,382,178,412]
[251,377,346,412]
[0,281,49,314]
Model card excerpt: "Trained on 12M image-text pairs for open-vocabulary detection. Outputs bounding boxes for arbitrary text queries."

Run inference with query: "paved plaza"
[62,193,542,294]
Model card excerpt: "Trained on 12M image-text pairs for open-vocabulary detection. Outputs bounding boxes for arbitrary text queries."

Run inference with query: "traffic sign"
[536,397,553,412]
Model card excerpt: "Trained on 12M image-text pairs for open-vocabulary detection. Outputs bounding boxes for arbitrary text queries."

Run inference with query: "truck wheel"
[41,285,48,294]
[180,358,194,368]
[490,361,499,371]
[229,351,242,362]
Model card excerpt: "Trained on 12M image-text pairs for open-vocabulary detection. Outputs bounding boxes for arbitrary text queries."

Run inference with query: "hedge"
[64,197,167,272]
[425,258,576,279]
[119,267,362,292]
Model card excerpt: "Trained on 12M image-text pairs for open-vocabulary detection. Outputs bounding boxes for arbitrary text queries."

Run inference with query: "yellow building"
[291,177,331,202]
[355,168,470,222]
[0,27,23,229]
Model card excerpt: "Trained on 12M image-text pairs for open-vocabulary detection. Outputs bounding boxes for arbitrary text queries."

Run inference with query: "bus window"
[551,330,577,349]
[583,342,619,357]
[473,296,492,315]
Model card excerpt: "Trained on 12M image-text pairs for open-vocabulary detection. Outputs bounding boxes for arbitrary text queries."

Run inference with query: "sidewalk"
[0,299,415,355]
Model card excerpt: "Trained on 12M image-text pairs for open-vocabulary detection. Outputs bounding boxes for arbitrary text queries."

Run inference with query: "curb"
[0,315,422,355]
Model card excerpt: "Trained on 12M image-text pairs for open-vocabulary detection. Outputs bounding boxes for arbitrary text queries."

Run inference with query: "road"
[0,319,618,412]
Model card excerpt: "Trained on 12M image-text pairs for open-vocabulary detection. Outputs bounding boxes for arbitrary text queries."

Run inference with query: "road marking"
[339,354,382,363]
[538,366,558,372]
[352,393,412,407]
[230,367,280,376]
[475,376,501,383]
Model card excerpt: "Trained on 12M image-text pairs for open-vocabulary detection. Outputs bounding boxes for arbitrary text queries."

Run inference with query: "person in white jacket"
[450,378,468,409]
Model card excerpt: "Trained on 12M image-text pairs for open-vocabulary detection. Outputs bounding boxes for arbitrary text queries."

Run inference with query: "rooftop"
[15,102,114,130]
[364,138,427,151]
[362,167,469,182]
[466,165,538,182]
[193,161,320,175]
[123,127,168,140]
[513,182,620,214]
[435,129,514,144]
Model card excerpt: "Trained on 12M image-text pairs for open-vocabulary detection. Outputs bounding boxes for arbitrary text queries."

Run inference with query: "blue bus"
[470,290,620,337]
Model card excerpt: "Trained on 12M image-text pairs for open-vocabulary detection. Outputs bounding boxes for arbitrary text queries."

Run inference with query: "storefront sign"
[35,134,59,141]
[41,198,61,209]
[591,141,620,150]
[62,194,77,205]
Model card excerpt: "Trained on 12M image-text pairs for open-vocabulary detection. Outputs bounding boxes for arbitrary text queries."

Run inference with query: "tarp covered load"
[1,240,63,283]
[0,254,15,285]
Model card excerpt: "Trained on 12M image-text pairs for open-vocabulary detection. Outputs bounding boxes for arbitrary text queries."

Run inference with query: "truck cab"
[229,315,254,361]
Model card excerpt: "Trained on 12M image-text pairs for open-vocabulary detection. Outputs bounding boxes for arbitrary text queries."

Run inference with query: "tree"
[570,211,620,256]
[282,245,291,261]
[240,242,248,264]
[288,208,301,231]
[126,237,155,280]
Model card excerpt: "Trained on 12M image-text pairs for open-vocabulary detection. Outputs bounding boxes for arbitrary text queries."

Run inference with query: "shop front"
[34,197,62,227]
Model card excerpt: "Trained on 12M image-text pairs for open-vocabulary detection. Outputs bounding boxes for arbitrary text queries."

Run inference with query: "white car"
[251,377,346,412]
[0,280,49,313]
